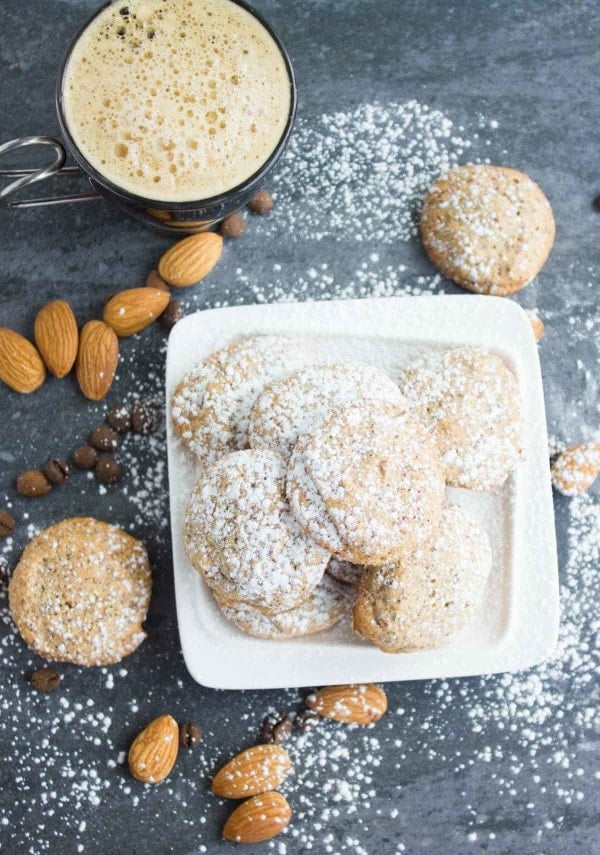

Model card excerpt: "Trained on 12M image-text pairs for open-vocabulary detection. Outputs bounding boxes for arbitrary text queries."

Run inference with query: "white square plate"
[166,296,559,689]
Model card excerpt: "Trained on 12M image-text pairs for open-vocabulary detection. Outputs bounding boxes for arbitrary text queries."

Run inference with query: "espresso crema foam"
[62,0,291,202]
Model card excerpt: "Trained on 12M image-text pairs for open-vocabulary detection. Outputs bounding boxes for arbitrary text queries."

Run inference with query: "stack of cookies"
[172,335,523,653]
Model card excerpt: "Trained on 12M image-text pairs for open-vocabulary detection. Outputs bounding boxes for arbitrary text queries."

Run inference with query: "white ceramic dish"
[166,296,559,690]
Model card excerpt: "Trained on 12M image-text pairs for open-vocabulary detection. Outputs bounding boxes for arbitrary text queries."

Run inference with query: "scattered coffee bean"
[247,189,273,214]
[260,711,293,745]
[220,211,246,237]
[95,457,123,485]
[179,721,202,748]
[30,666,61,692]
[146,269,170,291]
[43,459,70,486]
[295,708,320,733]
[132,400,161,435]
[162,300,184,330]
[16,470,52,498]
[0,510,15,538]
[107,405,132,434]
[72,444,99,470]
[90,425,121,452]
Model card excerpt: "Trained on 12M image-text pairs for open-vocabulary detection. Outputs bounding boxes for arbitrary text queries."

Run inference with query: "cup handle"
[0,135,101,207]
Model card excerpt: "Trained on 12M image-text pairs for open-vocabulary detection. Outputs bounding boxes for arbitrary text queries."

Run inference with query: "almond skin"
[305,684,388,725]
[211,744,292,799]
[76,320,119,401]
[526,310,544,342]
[103,287,170,337]
[551,442,600,496]
[158,232,223,287]
[128,714,179,784]
[34,300,79,378]
[223,791,292,843]
[0,328,46,393]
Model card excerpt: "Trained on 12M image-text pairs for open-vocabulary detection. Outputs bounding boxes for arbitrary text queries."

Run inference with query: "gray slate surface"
[1,1,600,853]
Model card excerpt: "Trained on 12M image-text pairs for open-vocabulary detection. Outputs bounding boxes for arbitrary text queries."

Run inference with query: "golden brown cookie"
[184,449,330,614]
[399,346,524,491]
[352,505,492,653]
[286,402,445,566]
[249,362,404,461]
[171,335,314,464]
[420,164,555,295]
[9,518,151,666]
[214,574,353,640]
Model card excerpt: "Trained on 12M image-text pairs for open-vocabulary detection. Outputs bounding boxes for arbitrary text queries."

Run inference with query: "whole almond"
[103,287,170,337]
[551,442,600,496]
[128,714,179,783]
[76,320,119,401]
[223,792,292,844]
[158,232,223,287]
[34,300,79,378]
[305,684,388,725]
[211,744,292,799]
[0,328,46,394]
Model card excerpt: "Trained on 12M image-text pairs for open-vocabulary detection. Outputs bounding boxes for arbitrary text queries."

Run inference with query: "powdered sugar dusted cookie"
[9,518,151,666]
[327,557,364,587]
[399,346,524,491]
[420,164,555,295]
[353,505,492,653]
[185,449,330,613]
[215,574,353,640]
[249,363,404,461]
[171,336,313,464]
[287,402,445,565]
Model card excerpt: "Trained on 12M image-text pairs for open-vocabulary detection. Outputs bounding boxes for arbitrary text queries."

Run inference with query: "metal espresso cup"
[0,0,297,234]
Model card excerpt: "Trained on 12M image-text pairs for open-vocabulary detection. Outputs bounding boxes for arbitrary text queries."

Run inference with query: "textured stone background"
[1,1,600,853]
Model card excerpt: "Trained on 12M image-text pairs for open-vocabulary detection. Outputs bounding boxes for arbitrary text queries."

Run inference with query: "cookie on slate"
[286,402,445,566]
[171,335,313,464]
[353,505,492,653]
[184,449,330,614]
[249,362,404,461]
[420,164,555,295]
[326,557,364,587]
[399,346,524,491]
[9,518,151,666]
[215,574,353,640]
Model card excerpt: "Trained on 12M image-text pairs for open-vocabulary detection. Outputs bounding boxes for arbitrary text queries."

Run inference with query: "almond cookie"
[249,362,404,461]
[184,449,330,613]
[215,574,353,640]
[399,346,524,491]
[171,335,313,464]
[9,518,151,666]
[353,505,492,653]
[420,164,555,295]
[286,402,445,565]
[327,557,364,587]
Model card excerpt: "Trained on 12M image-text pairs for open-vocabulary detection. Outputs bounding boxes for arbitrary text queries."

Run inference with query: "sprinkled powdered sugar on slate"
[249,363,404,461]
[184,449,330,613]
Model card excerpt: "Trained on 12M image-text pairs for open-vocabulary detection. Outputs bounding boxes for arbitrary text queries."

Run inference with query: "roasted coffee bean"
[16,470,52,497]
[0,510,15,538]
[72,445,99,470]
[161,300,184,331]
[90,425,121,452]
[132,400,161,435]
[247,189,273,214]
[179,721,202,748]
[30,667,61,692]
[220,211,246,237]
[260,711,293,745]
[95,457,123,485]
[107,405,132,434]
[295,708,320,733]
[43,459,70,486]
[146,269,169,291]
